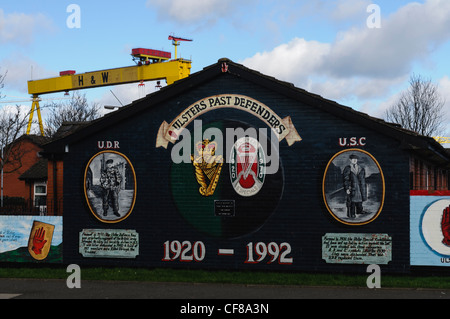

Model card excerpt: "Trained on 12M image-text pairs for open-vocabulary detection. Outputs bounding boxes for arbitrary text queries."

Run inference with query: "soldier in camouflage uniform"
[100,159,122,217]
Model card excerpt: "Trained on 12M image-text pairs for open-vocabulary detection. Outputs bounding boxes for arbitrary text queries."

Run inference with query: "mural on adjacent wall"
[323,149,385,225]
[28,220,55,260]
[84,150,137,223]
[410,197,450,266]
[421,199,450,254]
[0,216,62,262]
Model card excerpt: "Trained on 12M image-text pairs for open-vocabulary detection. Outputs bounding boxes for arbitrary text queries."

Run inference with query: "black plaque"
[215,200,235,217]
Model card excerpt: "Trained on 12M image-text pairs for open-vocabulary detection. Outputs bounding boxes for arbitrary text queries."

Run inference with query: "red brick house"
[409,147,450,195]
[1,123,88,216]
[43,122,89,216]
[1,134,51,214]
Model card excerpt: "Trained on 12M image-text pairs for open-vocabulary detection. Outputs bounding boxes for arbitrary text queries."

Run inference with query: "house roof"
[19,158,48,181]
[7,134,52,149]
[42,58,450,168]
[52,121,91,139]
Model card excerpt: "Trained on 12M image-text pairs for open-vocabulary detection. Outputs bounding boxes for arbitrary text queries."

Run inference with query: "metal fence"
[0,198,58,216]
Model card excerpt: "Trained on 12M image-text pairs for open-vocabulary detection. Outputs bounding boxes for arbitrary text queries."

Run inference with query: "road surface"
[1,278,449,299]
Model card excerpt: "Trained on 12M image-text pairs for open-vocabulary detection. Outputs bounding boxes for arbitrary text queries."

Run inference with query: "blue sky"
[1,0,449,137]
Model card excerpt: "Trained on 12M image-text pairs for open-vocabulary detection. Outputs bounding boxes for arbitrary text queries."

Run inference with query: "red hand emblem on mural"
[32,227,47,255]
[441,205,450,246]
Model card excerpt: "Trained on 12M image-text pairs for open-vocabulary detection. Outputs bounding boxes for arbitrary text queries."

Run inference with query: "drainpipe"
[1,147,3,208]
[53,157,58,216]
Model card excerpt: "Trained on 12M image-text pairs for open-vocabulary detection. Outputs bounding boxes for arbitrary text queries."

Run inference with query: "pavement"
[1,277,450,299]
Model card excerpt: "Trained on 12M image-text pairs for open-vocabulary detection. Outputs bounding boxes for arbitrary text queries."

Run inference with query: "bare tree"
[43,91,101,137]
[0,70,42,175]
[0,70,49,207]
[0,70,5,100]
[0,70,39,151]
[385,74,446,136]
[0,105,40,207]
[0,105,38,170]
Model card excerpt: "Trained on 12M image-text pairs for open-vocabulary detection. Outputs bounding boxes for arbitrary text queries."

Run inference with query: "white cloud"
[0,54,55,94]
[147,0,233,24]
[146,0,256,28]
[331,0,372,22]
[0,9,54,45]
[243,38,331,84]
[307,75,407,102]
[241,0,450,112]
[325,0,450,78]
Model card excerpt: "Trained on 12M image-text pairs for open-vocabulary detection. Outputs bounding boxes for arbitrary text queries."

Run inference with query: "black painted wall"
[62,72,410,273]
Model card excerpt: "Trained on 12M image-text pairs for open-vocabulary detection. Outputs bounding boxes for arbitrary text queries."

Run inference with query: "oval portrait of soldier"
[323,149,385,226]
[84,151,137,223]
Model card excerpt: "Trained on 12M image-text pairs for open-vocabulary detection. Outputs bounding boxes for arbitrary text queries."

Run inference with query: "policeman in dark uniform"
[343,154,367,218]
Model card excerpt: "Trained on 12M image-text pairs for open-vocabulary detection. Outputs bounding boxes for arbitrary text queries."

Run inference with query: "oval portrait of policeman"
[323,149,385,226]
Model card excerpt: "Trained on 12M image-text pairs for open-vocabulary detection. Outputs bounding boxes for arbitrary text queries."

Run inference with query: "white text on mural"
[339,137,366,147]
[97,141,120,149]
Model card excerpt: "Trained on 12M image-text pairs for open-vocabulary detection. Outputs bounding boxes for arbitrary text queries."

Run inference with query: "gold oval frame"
[322,148,385,226]
[84,150,137,223]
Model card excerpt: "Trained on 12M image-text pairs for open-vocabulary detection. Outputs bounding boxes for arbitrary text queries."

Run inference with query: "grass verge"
[1,266,450,289]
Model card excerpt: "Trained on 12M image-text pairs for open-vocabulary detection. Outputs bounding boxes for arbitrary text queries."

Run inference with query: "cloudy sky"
[1,0,449,136]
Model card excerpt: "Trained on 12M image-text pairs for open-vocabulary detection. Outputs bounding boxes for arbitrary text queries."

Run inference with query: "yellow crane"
[434,137,450,144]
[168,35,192,59]
[26,37,192,135]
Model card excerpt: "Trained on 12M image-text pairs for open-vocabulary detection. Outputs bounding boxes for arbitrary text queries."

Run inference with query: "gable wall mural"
[2,62,448,273]
[57,73,412,273]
